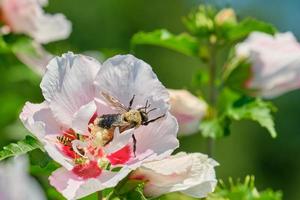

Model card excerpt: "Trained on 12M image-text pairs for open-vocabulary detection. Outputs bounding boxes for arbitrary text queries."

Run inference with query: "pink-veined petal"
[41,52,101,126]
[49,167,131,200]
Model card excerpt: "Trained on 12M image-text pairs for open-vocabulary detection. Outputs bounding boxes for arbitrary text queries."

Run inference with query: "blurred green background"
[1,0,300,199]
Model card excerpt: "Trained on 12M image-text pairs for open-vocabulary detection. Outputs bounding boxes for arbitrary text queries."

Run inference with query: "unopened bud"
[215,8,237,26]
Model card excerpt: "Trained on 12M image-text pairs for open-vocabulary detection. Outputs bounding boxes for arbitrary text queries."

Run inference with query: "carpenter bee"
[90,92,165,155]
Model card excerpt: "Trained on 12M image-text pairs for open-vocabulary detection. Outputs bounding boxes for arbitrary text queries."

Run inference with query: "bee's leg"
[132,134,137,157]
[143,114,166,125]
[128,94,136,110]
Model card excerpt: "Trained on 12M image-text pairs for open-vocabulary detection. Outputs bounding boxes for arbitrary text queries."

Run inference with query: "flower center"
[56,115,132,179]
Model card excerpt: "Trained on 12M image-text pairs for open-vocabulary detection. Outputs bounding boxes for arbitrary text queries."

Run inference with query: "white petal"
[95,54,169,117]
[0,156,46,200]
[20,101,62,140]
[236,32,300,98]
[104,128,134,154]
[134,112,179,159]
[44,138,74,170]
[49,167,132,200]
[31,13,72,44]
[0,0,71,43]
[131,152,218,198]
[41,52,101,126]
[72,101,97,135]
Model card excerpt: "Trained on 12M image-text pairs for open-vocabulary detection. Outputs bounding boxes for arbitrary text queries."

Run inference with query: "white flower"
[0,0,71,43]
[236,31,300,98]
[20,52,179,200]
[0,156,46,200]
[130,152,218,198]
[168,89,207,135]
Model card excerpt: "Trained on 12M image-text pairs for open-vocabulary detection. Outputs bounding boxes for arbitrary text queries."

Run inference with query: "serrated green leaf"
[227,97,277,138]
[226,18,276,41]
[131,29,199,57]
[0,136,43,161]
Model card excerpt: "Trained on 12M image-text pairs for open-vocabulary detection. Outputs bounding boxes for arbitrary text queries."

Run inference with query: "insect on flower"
[89,92,166,155]
[20,53,179,200]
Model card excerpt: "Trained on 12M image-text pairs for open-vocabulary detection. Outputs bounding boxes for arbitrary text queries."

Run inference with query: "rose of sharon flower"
[0,156,46,200]
[20,52,179,200]
[0,0,71,44]
[236,31,300,98]
[130,152,218,198]
[168,89,207,135]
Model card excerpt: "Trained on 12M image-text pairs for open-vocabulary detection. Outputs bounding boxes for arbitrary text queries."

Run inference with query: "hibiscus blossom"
[0,0,71,43]
[0,156,46,200]
[20,52,179,199]
[236,31,300,98]
[130,152,218,198]
[168,89,207,135]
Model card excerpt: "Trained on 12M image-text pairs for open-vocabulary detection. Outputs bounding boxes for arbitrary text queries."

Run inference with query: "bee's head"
[139,110,148,123]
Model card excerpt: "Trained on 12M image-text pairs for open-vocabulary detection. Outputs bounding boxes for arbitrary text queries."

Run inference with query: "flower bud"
[168,89,207,135]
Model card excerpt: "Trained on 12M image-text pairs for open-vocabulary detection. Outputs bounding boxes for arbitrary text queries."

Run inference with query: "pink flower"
[130,152,218,198]
[0,0,71,43]
[20,52,179,200]
[168,89,207,135]
[0,156,46,200]
[236,32,300,98]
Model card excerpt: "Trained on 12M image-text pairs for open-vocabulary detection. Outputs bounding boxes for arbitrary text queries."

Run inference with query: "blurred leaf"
[227,96,277,138]
[0,36,10,53]
[226,18,276,42]
[154,192,197,200]
[30,161,60,176]
[183,5,216,37]
[131,29,199,57]
[223,57,254,94]
[200,117,231,138]
[104,178,148,200]
[0,135,43,161]
[206,176,282,200]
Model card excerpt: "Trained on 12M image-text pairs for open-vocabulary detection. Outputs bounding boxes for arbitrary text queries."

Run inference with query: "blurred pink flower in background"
[20,52,179,199]
[15,41,53,75]
[236,31,300,98]
[0,0,71,43]
[0,156,46,200]
[168,89,207,135]
[130,152,218,198]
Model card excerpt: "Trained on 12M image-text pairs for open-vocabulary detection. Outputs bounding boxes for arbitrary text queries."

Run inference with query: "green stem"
[207,43,217,157]
[98,191,103,200]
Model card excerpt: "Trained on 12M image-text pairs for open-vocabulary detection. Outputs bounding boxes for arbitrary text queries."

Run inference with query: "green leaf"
[223,57,256,95]
[206,176,282,200]
[200,117,231,139]
[226,18,277,41]
[0,36,10,53]
[0,135,43,161]
[227,97,277,138]
[131,29,199,57]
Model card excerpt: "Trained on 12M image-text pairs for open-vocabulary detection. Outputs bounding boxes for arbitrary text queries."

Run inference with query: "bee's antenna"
[128,94,136,110]
[146,107,157,114]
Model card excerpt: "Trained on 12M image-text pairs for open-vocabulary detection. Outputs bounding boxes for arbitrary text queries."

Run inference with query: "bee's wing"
[101,92,128,113]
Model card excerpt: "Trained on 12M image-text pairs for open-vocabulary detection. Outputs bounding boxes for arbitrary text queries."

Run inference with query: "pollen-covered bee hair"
[92,92,166,155]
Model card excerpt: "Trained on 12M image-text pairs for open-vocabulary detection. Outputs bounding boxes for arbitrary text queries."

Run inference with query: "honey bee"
[57,135,72,146]
[89,92,165,155]
[57,133,83,146]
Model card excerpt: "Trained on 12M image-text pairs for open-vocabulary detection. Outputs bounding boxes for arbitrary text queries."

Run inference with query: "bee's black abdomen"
[98,114,120,129]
